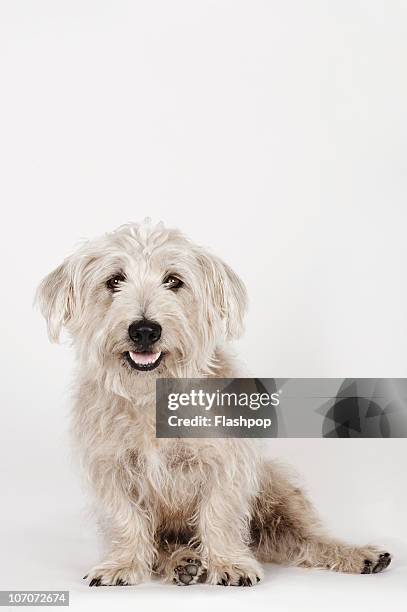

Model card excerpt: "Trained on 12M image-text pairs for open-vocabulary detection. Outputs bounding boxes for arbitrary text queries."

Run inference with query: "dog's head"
[36,221,247,393]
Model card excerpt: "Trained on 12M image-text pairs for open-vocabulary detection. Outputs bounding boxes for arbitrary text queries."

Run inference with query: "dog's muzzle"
[126,319,163,371]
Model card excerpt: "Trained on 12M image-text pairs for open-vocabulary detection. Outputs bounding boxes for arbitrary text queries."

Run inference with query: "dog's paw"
[162,547,206,586]
[361,551,392,574]
[208,559,263,587]
[84,562,149,586]
[172,556,206,586]
[325,546,392,574]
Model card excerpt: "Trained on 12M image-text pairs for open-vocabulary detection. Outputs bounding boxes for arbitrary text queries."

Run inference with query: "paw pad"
[173,557,204,586]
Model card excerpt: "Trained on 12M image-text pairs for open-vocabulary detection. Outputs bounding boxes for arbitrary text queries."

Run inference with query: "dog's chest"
[132,439,202,505]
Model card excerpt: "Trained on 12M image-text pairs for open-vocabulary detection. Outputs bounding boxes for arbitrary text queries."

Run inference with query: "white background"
[0,1,406,611]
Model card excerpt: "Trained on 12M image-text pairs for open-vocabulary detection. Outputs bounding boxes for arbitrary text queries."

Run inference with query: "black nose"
[128,320,162,349]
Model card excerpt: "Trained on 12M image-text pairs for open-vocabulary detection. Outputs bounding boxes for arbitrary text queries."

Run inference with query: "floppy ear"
[196,248,248,340]
[36,259,76,343]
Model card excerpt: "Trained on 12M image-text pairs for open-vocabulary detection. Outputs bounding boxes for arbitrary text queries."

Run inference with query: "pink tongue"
[129,351,160,365]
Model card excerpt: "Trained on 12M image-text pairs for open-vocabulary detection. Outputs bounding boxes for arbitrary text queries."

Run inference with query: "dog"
[36,220,391,586]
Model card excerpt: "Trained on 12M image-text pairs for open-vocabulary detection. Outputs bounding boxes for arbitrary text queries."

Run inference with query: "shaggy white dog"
[37,220,391,586]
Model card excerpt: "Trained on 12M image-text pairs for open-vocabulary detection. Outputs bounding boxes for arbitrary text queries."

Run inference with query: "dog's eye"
[106,273,126,292]
[163,275,183,291]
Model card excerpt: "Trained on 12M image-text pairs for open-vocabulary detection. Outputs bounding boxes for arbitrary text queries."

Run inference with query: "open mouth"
[125,350,163,371]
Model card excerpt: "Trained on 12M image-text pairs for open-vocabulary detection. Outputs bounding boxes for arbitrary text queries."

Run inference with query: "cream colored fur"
[36,220,391,586]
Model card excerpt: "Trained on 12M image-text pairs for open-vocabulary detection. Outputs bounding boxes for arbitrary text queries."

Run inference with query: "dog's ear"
[196,248,248,340]
[36,258,77,343]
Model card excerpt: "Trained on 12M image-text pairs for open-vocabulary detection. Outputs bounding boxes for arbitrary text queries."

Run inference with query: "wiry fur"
[36,220,391,586]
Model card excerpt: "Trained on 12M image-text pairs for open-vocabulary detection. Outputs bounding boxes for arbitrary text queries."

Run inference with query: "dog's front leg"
[85,486,155,586]
[197,477,263,586]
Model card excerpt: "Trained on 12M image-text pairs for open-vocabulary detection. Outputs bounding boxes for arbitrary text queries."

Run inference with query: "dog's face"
[37,221,247,394]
